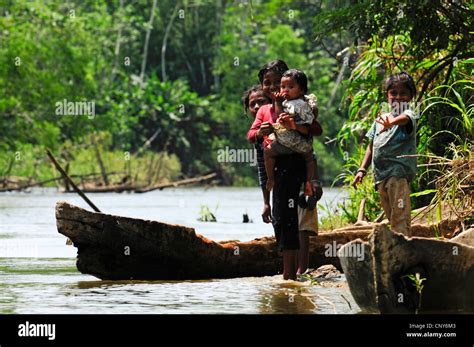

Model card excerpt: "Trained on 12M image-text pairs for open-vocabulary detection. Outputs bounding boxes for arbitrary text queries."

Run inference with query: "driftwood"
[0,176,62,192]
[374,211,385,223]
[68,172,217,193]
[71,183,135,193]
[339,224,474,313]
[356,198,366,224]
[0,171,128,192]
[0,172,214,193]
[134,173,217,193]
[46,150,101,213]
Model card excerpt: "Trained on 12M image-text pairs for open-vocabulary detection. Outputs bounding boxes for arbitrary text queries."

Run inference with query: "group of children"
[244,59,418,280]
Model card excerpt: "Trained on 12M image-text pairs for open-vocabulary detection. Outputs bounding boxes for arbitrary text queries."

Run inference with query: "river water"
[0,187,359,314]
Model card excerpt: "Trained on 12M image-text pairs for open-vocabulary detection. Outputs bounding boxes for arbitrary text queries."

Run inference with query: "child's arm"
[274,102,283,117]
[261,188,271,223]
[278,100,314,135]
[352,142,373,187]
[256,145,271,223]
[247,110,263,143]
[247,108,272,143]
[272,92,286,117]
[278,114,311,135]
[376,113,409,133]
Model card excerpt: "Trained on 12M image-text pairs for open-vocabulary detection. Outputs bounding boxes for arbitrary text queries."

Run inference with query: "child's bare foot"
[266,179,274,192]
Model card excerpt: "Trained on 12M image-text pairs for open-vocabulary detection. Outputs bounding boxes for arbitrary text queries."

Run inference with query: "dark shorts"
[272,153,306,251]
[268,141,295,155]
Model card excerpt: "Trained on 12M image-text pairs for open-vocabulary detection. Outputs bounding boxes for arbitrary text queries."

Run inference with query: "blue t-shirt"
[366,110,417,185]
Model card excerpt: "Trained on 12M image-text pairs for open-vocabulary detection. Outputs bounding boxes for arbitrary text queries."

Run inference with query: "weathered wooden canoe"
[56,201,377,280]
[338,224,474,313]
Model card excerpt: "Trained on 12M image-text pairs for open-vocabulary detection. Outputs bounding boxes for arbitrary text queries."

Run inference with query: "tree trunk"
[140,0,158,84]
[111,0,124,81]
[93,137,109,186]
[161,1,180,82]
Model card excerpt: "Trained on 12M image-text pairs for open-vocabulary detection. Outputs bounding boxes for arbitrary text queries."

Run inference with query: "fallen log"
[65,173,218,193]
[0,175,70,192]
[70,183,135,193]
[134,172,217,193]
[0,172,128,193]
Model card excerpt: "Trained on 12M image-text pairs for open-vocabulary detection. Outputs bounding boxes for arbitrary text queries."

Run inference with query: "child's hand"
[262,203,272,223]
[257,121,274,137]
[272,91,286,103]
[278,113,297,130]
[352,171,365,188]
[376,113,395,133]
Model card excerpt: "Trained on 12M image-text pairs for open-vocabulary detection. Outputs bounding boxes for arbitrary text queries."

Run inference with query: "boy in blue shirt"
[353,72,417,237]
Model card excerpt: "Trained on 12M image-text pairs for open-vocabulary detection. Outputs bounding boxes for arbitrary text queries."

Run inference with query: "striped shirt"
[254,140,267,189]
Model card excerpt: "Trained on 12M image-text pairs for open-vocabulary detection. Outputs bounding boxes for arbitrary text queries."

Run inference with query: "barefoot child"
[242,85,272,222]
[353,72,417,237]
[247,60,323,279]
[264,69,316,208]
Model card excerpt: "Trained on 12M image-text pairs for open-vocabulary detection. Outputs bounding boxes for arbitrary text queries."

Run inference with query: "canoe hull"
[339,225,474,313]
[56,202,371,280]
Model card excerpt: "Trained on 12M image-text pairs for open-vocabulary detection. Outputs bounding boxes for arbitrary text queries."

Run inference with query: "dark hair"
[258,60,289,83]
[241,85,271,114]
[384,72,416,97]
[282,69,308,94]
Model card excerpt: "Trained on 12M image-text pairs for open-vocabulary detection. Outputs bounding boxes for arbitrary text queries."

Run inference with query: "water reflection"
[260,281,316,314]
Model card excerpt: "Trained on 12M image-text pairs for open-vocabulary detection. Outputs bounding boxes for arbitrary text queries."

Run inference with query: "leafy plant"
[299,274,319,286]
[334,145,381,223]
[197,204,218,222]
[404,273,426,294]
[402,272,427,313]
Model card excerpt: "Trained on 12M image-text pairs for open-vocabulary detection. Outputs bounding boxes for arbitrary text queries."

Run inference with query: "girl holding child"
[245,60,322,280]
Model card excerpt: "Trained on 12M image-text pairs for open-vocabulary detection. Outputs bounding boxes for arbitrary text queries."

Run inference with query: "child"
[353,72,417,237]
[265,69,316,207]
[247,60,323,280]
[242,85,273,222]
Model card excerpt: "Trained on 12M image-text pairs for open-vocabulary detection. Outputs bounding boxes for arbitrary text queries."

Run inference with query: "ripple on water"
[0,258,359,314]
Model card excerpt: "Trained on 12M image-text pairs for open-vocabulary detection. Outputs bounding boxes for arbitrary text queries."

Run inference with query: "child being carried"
[264,69,316,201]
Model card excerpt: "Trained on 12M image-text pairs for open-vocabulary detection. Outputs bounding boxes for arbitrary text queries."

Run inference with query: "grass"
[318,201,349,231]
[412,142,472,231]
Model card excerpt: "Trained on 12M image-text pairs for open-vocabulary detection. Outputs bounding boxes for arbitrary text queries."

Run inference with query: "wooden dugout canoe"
[338,224,474,313]
[56,201,374,280]
[55,201,463,281]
